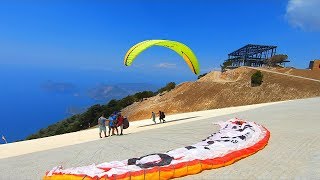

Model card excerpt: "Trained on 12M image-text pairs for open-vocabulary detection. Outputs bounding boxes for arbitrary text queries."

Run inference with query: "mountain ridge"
[121,67,320,121]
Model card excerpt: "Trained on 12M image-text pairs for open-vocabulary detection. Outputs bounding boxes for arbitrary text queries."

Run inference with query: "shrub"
[134,91,155,100]
[220,60,233,72]
[265,54,288,67]
[251,71,263,87]
[157,82,176,94]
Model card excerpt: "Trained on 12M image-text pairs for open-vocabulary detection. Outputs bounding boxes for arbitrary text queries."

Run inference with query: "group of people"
[98,110,165,138]
[151,111,166,124]
[98,112,125,138]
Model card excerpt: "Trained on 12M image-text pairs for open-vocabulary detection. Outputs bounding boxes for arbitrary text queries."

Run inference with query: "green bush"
[265,54,288,67]
[157,82,176,94]
[251,71,263,87]
[134,91,155,100]
[220,60,232,72]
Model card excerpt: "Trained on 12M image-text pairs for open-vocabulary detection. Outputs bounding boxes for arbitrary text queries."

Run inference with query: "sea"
[0,64,192,143]
[0,65,98,143]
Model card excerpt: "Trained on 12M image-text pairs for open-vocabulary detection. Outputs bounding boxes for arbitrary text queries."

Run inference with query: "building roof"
[228,44,277,57]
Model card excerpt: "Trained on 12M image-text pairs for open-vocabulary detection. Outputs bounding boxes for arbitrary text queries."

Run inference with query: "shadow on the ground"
[138,116,201,128]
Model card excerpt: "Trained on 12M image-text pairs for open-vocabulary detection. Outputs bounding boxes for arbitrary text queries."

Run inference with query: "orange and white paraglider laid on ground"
[43,118,270,180]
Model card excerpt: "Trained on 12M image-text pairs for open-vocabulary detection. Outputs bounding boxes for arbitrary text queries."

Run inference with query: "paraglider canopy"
[124,40,200,75]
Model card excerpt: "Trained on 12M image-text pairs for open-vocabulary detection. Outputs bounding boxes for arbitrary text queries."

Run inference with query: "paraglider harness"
[161,112,165,119]
[123,117,129,129]
[162,112,165,119]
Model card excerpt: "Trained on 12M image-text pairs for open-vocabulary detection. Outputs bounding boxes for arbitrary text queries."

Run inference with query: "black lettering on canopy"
[237,124,253,132]
[127,153,174,169]
[185,146,196,150]
[231,139,238,143]
[215,140,230,142]
[238,135,246,140]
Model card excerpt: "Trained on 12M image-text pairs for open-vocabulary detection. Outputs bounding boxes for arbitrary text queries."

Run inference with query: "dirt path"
[247,66,320,83]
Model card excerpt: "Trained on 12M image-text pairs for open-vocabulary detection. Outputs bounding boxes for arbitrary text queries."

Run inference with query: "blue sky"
[0,0,319,80]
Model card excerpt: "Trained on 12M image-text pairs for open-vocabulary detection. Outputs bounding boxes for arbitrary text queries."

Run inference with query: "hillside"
[121,67,320,120]
[87,83,159,101]
[273,67,320,80]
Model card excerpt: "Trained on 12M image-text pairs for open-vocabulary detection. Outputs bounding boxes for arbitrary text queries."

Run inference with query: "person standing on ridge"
[116,113,124,135]
[108,113,115,136]
[108,113,119,136]
[161,111,166,123]
[158,111,162,123]
[112,113,119,135]
[151,111,156,124]
[98,114,108,138]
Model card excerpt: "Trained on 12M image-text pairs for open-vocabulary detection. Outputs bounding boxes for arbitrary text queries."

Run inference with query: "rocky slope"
[121,67,320,121]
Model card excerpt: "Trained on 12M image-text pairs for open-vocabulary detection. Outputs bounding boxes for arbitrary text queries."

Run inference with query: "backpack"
[123,118,129,129]
[161,112,165,118]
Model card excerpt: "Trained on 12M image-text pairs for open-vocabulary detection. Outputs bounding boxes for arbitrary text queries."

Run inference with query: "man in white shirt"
[98,115,108,138]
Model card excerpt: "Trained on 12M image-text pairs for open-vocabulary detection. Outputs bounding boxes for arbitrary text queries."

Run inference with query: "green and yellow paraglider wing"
[124,40,200,75]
